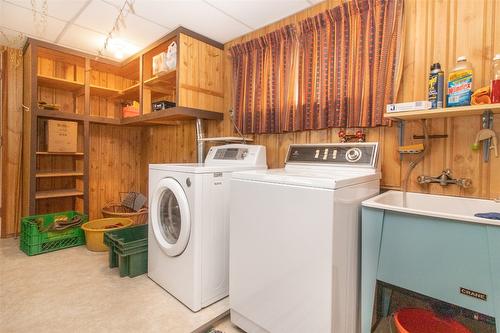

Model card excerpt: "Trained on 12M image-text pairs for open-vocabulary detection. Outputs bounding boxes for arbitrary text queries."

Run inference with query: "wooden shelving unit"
[37,74,84,91]
[384,103,500,120]
[35,189,84,199]
[22,27,225,217]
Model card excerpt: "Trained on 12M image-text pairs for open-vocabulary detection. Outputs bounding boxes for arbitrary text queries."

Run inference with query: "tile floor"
[0,238,228,333]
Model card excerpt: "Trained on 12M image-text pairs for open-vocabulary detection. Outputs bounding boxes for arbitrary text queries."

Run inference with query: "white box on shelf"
[386,101,432,113]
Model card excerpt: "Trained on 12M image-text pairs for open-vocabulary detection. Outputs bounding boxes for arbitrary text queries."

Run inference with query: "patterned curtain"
[230,0,404,134]
[296,0,404,129]
[230,25,298,134]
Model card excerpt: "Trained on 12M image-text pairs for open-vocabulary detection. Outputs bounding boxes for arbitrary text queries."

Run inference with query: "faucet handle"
[457,178,472,188]
[417,175,430,184]
[442,169,452,177]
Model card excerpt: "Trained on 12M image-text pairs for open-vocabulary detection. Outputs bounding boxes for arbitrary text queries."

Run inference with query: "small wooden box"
[47,120,78,152]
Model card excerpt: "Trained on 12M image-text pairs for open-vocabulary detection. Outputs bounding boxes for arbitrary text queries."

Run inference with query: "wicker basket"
[101,203,148,225]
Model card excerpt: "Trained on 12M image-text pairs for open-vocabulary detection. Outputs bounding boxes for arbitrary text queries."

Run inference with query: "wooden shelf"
[36,109,121,125]
[117,83,140,100]
[144,70,176,95]
[36,171,84,178]
[121,106,223,125]
[35,189,84,199]
[384,103,500,120]
[36,151,84,156]
[37,74,84,91]
[90,84,121,97]
[36,108,85,121]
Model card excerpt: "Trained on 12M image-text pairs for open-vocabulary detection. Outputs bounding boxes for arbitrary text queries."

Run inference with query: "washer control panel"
[205,144,267,167]
[213,148,248,160]
[286,143,378,167]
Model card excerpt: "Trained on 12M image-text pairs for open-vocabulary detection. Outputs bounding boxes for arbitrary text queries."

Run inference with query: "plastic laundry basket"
[81,218,133,252]
[394,308,472,333]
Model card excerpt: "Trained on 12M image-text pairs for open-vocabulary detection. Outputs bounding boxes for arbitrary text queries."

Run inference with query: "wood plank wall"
[88,124,143,219]
[138,124,197,195]
[1,48,23,237]
[208,0,500,200]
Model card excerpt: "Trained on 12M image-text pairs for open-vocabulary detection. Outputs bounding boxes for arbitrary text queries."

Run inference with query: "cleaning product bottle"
[491,54,500,103]
[428,63,444,108]
[447,56,474,107]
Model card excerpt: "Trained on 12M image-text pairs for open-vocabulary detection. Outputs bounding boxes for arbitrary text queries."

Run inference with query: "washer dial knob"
[346,148,362,162]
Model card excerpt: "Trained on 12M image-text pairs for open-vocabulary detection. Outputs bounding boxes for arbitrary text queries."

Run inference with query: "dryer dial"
[346,148,362,162]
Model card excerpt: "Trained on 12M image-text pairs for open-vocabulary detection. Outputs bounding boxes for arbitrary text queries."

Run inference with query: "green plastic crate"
[105,224,148,252]
[116,246,148,278]
[104,224,148,277]
[20,211,87,256]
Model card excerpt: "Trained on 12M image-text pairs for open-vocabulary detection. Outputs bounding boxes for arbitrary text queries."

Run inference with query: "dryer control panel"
[285,143,378,168]
[205,144,267,167]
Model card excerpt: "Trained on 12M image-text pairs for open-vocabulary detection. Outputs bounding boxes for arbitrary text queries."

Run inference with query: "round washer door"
[151,177,191,256]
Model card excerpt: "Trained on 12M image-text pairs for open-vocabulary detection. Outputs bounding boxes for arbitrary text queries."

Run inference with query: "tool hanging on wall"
[471,111,497,162]
[472,127,498,160]
[338,129,366,143]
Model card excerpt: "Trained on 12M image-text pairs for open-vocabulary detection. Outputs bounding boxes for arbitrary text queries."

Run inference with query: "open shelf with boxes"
[34,117,85,215]
[89,58,140,120]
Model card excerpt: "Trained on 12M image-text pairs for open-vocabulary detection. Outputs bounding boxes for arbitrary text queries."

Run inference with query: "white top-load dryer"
[230,143,380,333]
[148,144,267,312]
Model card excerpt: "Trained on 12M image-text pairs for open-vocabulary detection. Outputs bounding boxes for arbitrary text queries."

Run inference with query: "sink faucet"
[417,169,472,188]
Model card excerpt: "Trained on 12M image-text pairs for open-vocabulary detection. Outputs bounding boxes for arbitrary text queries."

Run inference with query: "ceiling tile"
[113,13,171,49]
[57,24,107,55]
[75,0,118,34]
[0,1,66,42]
[111,0,251,43]
[205,0,310,30]
[4,0,89,22]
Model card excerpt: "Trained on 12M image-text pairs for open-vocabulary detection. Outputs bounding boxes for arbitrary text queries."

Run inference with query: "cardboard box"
[47,120,78,153]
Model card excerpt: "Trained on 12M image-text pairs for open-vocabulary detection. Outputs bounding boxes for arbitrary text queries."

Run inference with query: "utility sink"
[362,190,500,225]
[361,190,500,333]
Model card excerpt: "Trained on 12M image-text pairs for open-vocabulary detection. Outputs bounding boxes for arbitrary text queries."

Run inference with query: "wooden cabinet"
[22,27,224,216]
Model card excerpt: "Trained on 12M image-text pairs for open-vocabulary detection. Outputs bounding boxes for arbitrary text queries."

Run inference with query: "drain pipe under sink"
[402,119,429,207]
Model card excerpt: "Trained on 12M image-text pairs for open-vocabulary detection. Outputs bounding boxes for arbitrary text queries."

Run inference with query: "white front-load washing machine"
[230,143,380,333]
[148,144,266,312]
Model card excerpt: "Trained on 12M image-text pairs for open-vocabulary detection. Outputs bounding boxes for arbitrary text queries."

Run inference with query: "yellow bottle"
[447,56,473,107]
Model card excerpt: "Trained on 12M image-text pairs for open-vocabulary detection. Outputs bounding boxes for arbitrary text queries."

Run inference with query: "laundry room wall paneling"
[215,0,500,200]
[88,124,143,220]
[1,48,24,237]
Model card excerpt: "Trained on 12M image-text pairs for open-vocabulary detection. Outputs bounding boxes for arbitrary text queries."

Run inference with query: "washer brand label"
[460,287,487,301]
[213,172,223,177]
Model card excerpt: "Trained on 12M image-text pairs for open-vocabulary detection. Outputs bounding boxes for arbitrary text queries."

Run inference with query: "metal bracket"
[398,121,405,161]
[482,110,494,162]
